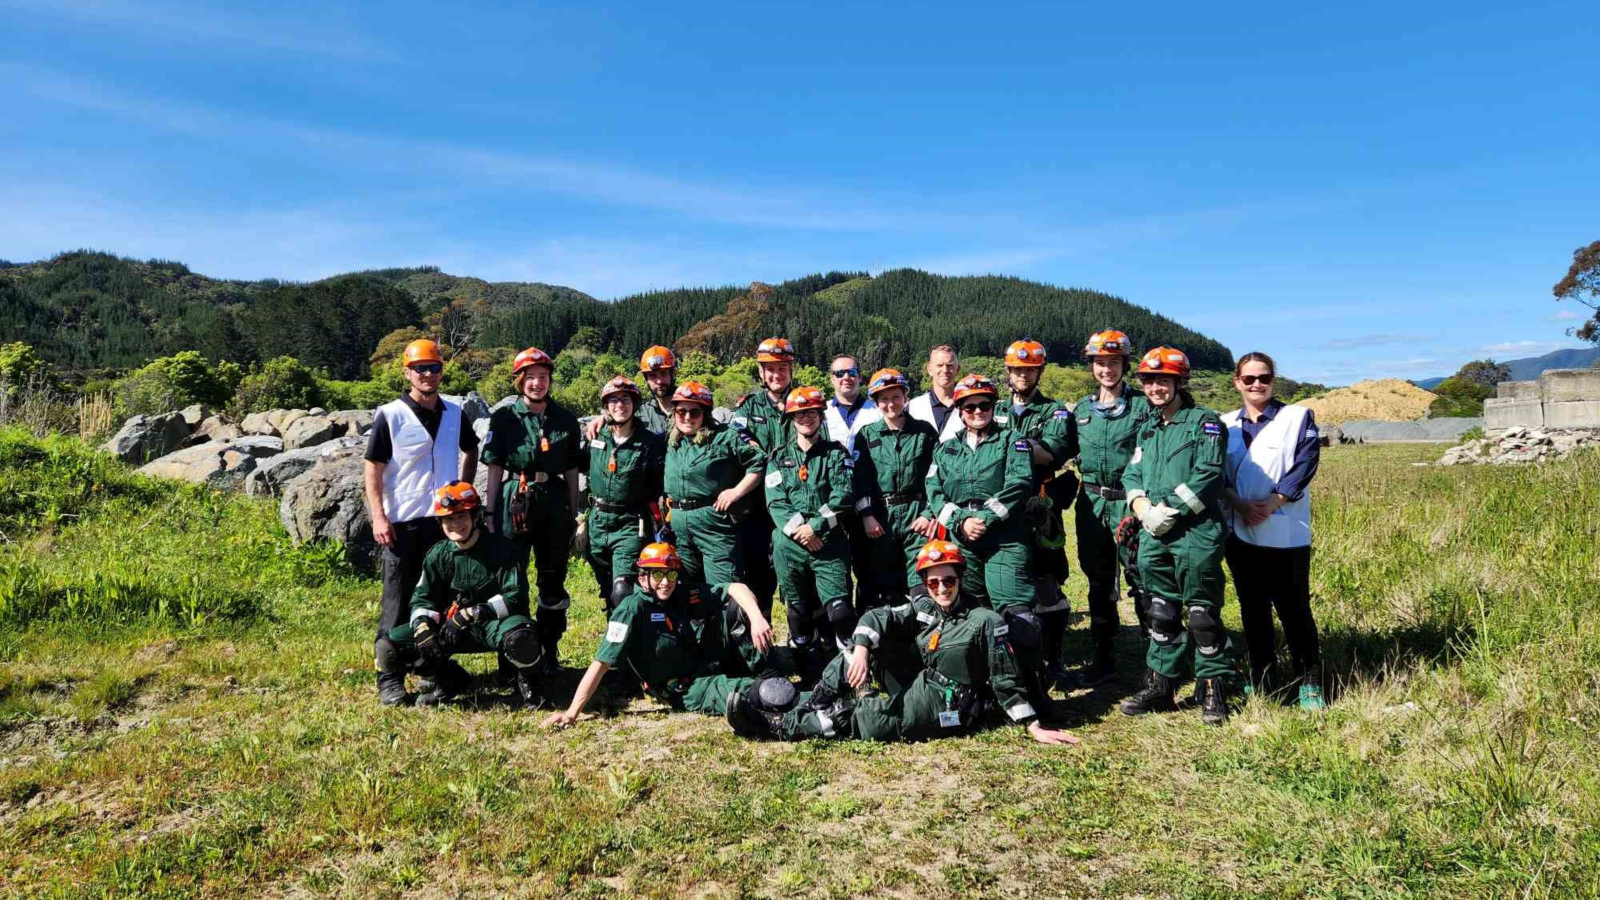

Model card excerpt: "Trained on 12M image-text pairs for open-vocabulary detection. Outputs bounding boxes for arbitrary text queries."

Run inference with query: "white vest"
[825,400,880,457]
[908,391,964,443]
[1222,404,1311,548]
[379,397,462,523]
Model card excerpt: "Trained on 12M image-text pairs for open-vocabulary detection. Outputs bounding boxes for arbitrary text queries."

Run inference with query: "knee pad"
[374,637,407,673]
[1148,596,1181,643]
[1001,608,1043,654]
[824,598,856,629]
[723,598,750,640]
[608,577,632,612]
[1188,605,1225,658]
[502,624,544,668]
[537,594,572,612]
[750,676,799,713]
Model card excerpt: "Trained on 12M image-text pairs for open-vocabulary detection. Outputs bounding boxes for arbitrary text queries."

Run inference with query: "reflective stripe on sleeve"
[1125,488,1147,502]
[852,625,881,648]
[854,497,873,512]
[1174,483,1204,514]
[984,497,1009,520]
[937,502,959,525]
[1129,446,1142,464]
[488,594,510,619]
[784,512,806,536]
[1006,701,1037,721]
[410,609,441,625]
[819,505,837,527]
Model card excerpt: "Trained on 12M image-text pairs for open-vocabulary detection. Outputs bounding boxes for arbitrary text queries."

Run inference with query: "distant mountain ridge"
[0,250,1236,379]
[1414,347,1600,389]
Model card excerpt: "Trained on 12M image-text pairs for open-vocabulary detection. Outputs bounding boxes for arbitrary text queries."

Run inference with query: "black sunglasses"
[673,407,705,417]
[408,363,443,375]
[832,367,860,378]
[959,400,995,413]
[924,575,959,589]
[1239,374,1275,386]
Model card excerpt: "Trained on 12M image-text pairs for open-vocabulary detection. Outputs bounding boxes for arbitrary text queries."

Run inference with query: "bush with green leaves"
[1428,375,1495,418]
[0,342,49,388]
[228,356,323,417]
[114,351,242,417]
[318,361,472,412]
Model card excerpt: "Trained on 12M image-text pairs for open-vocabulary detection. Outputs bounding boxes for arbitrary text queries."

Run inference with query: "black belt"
[884,492,920,506]
[591,499,645,514]
[670,498,713,510]
[1083,483,1125,500]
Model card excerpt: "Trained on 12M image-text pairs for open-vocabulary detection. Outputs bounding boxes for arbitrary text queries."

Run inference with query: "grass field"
[1,431,1597,899]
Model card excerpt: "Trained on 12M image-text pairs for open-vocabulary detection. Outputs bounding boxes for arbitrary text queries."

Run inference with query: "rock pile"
[1437,426,1600,466]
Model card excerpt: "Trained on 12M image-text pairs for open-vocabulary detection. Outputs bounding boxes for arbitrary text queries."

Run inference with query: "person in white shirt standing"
[823,355,879,455]
[1221,352,1325,711]
[363,338,480,706]
[907,345,964,443]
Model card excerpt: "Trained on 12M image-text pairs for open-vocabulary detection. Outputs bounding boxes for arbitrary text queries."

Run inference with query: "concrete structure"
[1485,368,1600,430]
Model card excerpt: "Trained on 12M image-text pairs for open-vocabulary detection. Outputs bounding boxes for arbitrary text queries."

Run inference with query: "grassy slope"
[1,439,1597,899]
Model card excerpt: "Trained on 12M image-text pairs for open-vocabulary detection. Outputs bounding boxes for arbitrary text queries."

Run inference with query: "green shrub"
[228,356,322,416]
[115,351,242,417]
[0,341,49,388]
[1428,375,1494,418]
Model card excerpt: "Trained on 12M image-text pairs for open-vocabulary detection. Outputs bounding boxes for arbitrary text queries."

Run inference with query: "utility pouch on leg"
[510,474,532,535]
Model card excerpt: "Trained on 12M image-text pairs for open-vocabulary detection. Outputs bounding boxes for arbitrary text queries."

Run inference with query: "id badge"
[938,710,961,728]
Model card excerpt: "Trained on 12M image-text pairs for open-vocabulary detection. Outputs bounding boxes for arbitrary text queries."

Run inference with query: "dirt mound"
[1301,379,1436,425]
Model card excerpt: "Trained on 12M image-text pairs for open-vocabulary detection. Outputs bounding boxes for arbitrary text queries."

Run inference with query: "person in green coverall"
[542,542,783,727]
[1118,346,1235,726]
[662,380,765,587]
[724,540,1079,745]
[766,385,857,665]
[481,346,583,674]
[574,376,666,614]
[730,337,797,615]
[1072,329,1153,685]
[997,339,1080,687]
[376,481,547,709]
[851,368,939,607]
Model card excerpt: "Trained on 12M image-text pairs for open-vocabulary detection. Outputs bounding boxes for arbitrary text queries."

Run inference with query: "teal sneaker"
[1298,683,1327,712]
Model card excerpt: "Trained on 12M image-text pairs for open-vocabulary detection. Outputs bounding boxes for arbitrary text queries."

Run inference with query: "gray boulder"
[279,456,376,569]
[101,413,192,464]
[283,415,340,450]
[490,395,518,415]
[327,409,374,437]
[193,416,241,443]
[1318,425,1343,448]
[443,391,491,423]
[137,437,283,491]
[179,404,211,426]
[244,435,364,498]
[308,407,327,416]
[240,412,279,436]
[266,408,309,436]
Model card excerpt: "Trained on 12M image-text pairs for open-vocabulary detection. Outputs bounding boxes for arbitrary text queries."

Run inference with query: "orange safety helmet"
[1138,347,1191,379]
[636,542,682,570]
[1083,329,1133,359]
[783,385,827,416]
[1004,340,1047,368]
[513,347,554,375]
[403,339,444,367]
[430,480,482,516]
[640,345,677,372]
[755,338,796,364]
[915,539,967,573]
[670,380,714,408]
[951,373,1000,404]
[600,376,642,403]
[865,368,911,398]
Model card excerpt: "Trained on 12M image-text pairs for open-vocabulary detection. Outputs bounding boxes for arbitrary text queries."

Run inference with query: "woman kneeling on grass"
[1221,352,1326,710]
[723,540,1078,745]
[542,542,783,728]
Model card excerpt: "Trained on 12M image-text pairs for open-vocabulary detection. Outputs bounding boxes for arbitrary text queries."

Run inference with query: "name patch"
[649,612,667,622]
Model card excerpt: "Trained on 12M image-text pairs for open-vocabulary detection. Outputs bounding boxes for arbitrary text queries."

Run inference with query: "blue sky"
[3,1,1596,384]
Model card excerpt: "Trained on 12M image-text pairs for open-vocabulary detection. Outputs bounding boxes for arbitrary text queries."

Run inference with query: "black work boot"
[726,690,785,739]
[1119,670,1176,716]
[377,671,409,707]
[512,668,546,711]
[415,659,471,707]
[1199,677,1230,726]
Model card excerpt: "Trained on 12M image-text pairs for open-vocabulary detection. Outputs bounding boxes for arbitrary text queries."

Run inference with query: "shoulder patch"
[732,415,748,429]
[1054,408,1072,418]
[1013,440,1032,452]
[1305,426,1319,438]
[485,430,494,444]
[605,621,629,643]
[764,470,783,487]
[649,612,667,622]
[1202,421,1222,436]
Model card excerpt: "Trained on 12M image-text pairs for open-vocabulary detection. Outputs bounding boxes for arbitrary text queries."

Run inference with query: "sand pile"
[1300,379,1436,425]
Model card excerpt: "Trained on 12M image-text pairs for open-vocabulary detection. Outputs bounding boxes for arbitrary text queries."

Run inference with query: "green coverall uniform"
[596,581,782,714]
[381,530,540,672]
[1121,398,1232,680]
[1074,385,1154,643]
[768,594,1038,741]
[663,422,764,587]
[766,436,857,652]
[637,396,673,436]
[582,419,666,613]
[851,416,938,600]
[998,391,1079,671]
[481,398,582,662]
[732,391,790,611]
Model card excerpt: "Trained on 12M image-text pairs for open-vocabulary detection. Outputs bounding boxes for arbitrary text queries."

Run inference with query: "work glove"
[1115,515,1141,547]
[1139,502,1180,537]
[570,526,589,558]
[447,603,491,630]
[413,619,447,661]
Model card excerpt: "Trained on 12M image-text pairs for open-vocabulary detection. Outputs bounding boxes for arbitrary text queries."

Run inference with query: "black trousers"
[1224,535,1320,682]
[376,517,444,641]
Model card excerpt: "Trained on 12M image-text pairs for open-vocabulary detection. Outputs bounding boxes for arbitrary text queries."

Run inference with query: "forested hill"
[0,251,1232,379]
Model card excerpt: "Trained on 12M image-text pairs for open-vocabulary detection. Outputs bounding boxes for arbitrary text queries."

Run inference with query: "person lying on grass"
[542,542,788,728]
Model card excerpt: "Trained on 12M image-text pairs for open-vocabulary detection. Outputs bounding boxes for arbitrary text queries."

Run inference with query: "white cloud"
[1475,340,1585,358]
[0,0,389,58]
[1548,309,1585,322]
[1324,333,1431,350]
